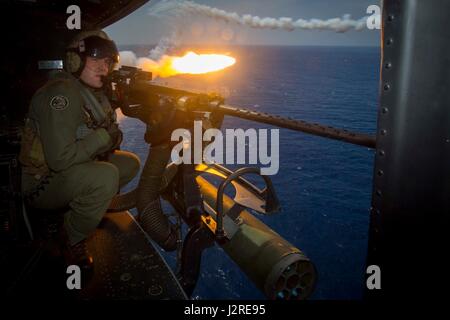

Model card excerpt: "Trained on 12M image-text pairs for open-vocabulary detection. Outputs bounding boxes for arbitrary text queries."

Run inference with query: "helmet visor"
[81,36,119,63]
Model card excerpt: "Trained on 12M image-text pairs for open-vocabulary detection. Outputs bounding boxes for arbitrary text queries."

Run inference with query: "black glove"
[106,122,123,150]
[144,108,180,145]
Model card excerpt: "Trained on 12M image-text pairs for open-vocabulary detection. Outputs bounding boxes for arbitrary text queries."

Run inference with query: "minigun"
[107,66,376,300]
[109,66,376,148]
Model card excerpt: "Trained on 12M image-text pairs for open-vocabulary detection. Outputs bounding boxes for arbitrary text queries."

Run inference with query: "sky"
[105,0,381,47]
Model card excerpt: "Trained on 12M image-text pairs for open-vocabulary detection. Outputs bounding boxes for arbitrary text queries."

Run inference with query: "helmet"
[65,30,119,75]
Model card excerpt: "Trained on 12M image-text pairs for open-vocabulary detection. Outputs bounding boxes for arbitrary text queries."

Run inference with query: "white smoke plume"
[117,32,182,77]
[149,0,368,33]
[118,51,157,74]
[118,51,161,76]
[148,32,180,60]
[117,50,137,67]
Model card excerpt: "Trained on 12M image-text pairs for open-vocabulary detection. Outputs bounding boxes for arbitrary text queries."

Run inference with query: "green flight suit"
[21,71,140,245]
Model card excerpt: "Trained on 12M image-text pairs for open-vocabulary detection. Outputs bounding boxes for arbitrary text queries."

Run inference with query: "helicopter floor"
[2,211,187,300]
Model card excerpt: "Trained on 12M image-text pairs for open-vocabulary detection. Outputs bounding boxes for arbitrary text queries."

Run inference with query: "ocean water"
[118,45,380,300]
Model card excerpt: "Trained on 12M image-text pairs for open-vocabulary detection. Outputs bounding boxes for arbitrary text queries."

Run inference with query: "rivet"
[376,190,382,197]
[380,129,387,136]
[383,83,390,91]
[387,14,394,22]
[381,107,389,114]
[384,62,392,69]
[377,170,384,176]
[386,38,394,46]
[378,150,385,156]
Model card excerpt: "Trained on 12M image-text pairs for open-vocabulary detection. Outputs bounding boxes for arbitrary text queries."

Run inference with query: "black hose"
[136,143,177,251]
[108,143,177,251]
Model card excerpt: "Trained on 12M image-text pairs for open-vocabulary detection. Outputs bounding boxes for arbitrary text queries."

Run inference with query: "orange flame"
[137,51,236,78]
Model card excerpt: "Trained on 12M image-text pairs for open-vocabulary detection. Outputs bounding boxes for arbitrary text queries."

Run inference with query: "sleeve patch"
[50,95,69,110]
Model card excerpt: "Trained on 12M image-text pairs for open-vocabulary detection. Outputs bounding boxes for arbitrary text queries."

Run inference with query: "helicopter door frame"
[366,0,450,300]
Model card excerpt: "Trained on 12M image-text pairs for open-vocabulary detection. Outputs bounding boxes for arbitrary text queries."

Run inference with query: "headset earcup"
[65,51,81,73]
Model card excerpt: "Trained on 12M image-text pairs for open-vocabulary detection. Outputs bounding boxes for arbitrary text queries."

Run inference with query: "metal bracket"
[195,163,280,215]
[177,224,215,297]
[214,167,280,241]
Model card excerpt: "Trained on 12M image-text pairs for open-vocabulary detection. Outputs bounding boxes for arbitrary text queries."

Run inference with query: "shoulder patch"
[50,95,69,110]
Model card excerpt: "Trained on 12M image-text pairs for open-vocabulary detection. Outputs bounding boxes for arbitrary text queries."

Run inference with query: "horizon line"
[117,43,381,48]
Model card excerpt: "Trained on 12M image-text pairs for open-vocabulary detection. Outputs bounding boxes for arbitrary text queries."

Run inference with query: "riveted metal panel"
[367,0,450,299]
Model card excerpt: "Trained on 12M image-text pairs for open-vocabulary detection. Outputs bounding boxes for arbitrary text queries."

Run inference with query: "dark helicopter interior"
[0,0,449,302]
[0,0,190,299]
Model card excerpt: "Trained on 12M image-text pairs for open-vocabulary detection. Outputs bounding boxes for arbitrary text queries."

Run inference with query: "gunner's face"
[79,56,112,88]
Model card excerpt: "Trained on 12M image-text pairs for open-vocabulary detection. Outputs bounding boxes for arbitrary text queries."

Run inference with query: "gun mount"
[104,65,379,299]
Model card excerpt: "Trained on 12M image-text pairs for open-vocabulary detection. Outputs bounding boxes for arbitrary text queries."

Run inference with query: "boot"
[57,228,94,291]
[63,238,94,272]
[57,227,94,270]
